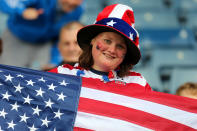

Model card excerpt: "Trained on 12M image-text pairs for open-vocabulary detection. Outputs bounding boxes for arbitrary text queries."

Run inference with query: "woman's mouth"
[103,53,115,59]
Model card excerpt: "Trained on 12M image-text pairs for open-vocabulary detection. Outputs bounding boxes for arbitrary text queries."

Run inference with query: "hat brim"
[77,24,141,65]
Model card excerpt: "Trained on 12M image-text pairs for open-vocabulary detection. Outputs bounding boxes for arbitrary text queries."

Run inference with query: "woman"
[49,4,151,90]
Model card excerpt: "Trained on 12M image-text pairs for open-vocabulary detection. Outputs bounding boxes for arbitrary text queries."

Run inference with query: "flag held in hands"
[0,64,81,131]
[0,64,197,131]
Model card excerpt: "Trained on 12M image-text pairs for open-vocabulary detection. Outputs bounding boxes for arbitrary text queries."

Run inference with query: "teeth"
[103,53,115,59]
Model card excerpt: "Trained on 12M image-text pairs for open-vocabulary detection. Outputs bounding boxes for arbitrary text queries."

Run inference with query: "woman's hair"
[79,42,133,77]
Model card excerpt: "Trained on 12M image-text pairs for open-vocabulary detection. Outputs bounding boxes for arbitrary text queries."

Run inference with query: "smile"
[103,53,115,59]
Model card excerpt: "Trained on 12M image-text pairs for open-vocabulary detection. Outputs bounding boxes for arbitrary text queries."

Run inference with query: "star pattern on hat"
[106,20,117,27]
[129,33,134,40]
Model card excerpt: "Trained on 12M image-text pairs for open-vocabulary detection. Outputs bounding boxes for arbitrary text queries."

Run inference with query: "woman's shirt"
[49,64,152,91]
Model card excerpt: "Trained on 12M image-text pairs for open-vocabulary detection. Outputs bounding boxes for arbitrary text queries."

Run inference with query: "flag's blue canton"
[0,64,82,131]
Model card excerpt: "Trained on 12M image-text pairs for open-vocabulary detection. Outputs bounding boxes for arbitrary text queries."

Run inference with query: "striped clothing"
[49,64,197,130]
[49,64,151,91]
[49,64,156,130]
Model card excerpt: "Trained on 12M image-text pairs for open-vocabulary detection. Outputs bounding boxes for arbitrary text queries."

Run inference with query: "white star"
[11,102,20,111]
[54,109,63,119]
[106,20,117,27]
[38,77,46,83]
[20,113,29,123]
[26,80,35,86]
[129,33,134,40]
[47,83,57,91]
[0,108,8,118]
[57,92,67,101]
[0,83,2,86]
[4,74,14,82]
[59,80,68,86]
[7,120,16,130]
[44,99,54,109]
[32,106,41,116]
[2,91,11,101]
[0,126,3,131]
[23,95,33,104]
[35,88,45,97]
[14,83,24,93]
[17,74,24,78]
[41,117,51,127]
[28,124,38,131]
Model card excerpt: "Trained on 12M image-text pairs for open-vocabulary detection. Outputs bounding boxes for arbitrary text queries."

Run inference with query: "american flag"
[75,78,197,130]
[0,64,81,131]
[0,64,197,131]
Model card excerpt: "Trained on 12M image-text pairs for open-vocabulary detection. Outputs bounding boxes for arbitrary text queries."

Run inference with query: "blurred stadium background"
[1,0,197,94]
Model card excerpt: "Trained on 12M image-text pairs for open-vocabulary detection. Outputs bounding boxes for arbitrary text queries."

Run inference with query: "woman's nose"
[108,45,116,53]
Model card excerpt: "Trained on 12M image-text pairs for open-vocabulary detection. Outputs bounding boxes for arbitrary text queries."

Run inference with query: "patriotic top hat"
[77,4,140,65]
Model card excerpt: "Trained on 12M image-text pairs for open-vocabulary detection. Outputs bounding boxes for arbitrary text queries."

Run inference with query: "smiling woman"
[49,3,152,129]
[79,31,128,77]
[49,3,151,86]
[91,32,127,72]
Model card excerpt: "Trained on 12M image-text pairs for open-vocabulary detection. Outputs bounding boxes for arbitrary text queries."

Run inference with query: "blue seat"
[135,10,179,29]
[174,0,197,12]
[169,67,197,94]
[107,0,163,10]
[134,65,162,91]
[187,12,197,28]
[80,9,100,25]
[137,48,197,92]
[84,0,103,10]
[138,28,196,49]
[150,49,197,68]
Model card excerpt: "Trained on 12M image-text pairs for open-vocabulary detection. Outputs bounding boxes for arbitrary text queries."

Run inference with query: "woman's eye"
[104,39,111,44]
[117,44,125,50]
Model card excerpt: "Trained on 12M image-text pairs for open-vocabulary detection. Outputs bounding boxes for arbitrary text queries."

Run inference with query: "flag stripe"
[82,77,197,113]
[109,4,133,20]
[78,97,196,131]
[96,4,117,22]
[74,111,152,131]
[73,127,94,131]
[80,87,197,130]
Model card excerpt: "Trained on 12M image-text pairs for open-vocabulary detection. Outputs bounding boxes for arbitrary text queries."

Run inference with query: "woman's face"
[91,32,127,72]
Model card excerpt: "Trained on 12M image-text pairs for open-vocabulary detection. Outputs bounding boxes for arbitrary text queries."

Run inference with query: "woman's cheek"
[96,41,108,51]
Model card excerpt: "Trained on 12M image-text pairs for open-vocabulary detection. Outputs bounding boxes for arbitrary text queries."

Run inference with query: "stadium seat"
[169,67,197,94]
[138,28,196,49]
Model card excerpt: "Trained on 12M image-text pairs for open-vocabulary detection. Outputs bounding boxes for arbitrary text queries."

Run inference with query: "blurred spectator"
[0,0,84,69]
[176,82,197,99]
[57,21,84,65]
[42,21,84,71]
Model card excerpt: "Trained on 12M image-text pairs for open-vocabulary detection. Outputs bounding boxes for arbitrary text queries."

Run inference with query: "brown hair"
[78,43,133,77]
[176,82,197,96]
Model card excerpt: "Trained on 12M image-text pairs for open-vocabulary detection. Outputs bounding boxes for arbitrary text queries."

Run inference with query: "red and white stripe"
[74,77,197,131]
[94,3,140,50]
[96,4,135,26]
[49,65,197,130]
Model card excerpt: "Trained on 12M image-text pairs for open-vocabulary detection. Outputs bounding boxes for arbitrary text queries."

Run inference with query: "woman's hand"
[22,8,43,20]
